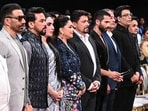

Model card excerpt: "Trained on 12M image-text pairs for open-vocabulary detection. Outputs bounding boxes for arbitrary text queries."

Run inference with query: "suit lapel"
[2,29,25,70]
[74,33,92,60]
[104,33,118,54]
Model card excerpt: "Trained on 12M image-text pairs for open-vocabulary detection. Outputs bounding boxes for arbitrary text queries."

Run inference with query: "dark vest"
[22,31,49,108]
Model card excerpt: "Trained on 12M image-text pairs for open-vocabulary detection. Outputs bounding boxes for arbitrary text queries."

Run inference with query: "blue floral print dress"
[55,38,85,111]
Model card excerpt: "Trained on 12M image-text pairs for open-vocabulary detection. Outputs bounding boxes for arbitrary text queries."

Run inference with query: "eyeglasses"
[5,15,25,22]
[121,13,133,17]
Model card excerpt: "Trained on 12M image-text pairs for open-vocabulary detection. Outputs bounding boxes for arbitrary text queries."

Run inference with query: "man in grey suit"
[0,3,32,111]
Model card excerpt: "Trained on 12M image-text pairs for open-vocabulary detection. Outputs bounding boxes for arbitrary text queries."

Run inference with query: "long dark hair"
[47,36,63,84]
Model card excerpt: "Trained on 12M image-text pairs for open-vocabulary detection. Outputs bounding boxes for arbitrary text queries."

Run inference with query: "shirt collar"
[106,31,113,37]
[74,30,89,39]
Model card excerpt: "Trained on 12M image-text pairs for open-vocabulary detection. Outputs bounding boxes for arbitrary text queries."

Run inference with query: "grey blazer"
[0,28,29,111]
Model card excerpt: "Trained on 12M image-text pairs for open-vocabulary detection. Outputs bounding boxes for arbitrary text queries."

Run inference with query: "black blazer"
[113,24,141,87]
[68,32,101,89]
[90,30,109,95]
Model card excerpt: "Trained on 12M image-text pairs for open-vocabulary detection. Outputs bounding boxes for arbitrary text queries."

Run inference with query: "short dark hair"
[93,9,111,21]
[25,7,45,28]
[0,3,22,23]
[71,10,89,22]
[91,9,111,28]
[131,16,139,21]
[114,5,131,17]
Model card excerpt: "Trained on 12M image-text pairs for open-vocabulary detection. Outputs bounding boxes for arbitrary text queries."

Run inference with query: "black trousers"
[81,91,97,111]
[113,85,137,111]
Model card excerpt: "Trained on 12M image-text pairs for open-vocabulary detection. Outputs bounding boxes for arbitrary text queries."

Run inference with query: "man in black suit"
[89,9,123,111]
[68,10,101,111]
[112,5,143,111]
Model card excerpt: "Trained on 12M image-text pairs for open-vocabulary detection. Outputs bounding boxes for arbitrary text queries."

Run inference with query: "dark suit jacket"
[103,32,121,89]
[113,24,141,87]
[90,30,109,95]
[68,32,101,89]
[68,32,101,111]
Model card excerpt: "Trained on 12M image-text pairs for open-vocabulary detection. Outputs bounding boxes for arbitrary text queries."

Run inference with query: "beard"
[99,25,106,33]
[39,28,46,36]
[83,27,89,33]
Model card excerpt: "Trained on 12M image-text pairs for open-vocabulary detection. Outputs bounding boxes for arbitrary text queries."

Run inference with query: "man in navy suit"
[101,8,123,111]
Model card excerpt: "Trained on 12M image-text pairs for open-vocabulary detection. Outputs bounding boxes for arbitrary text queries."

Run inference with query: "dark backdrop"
[0,0,147,23]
